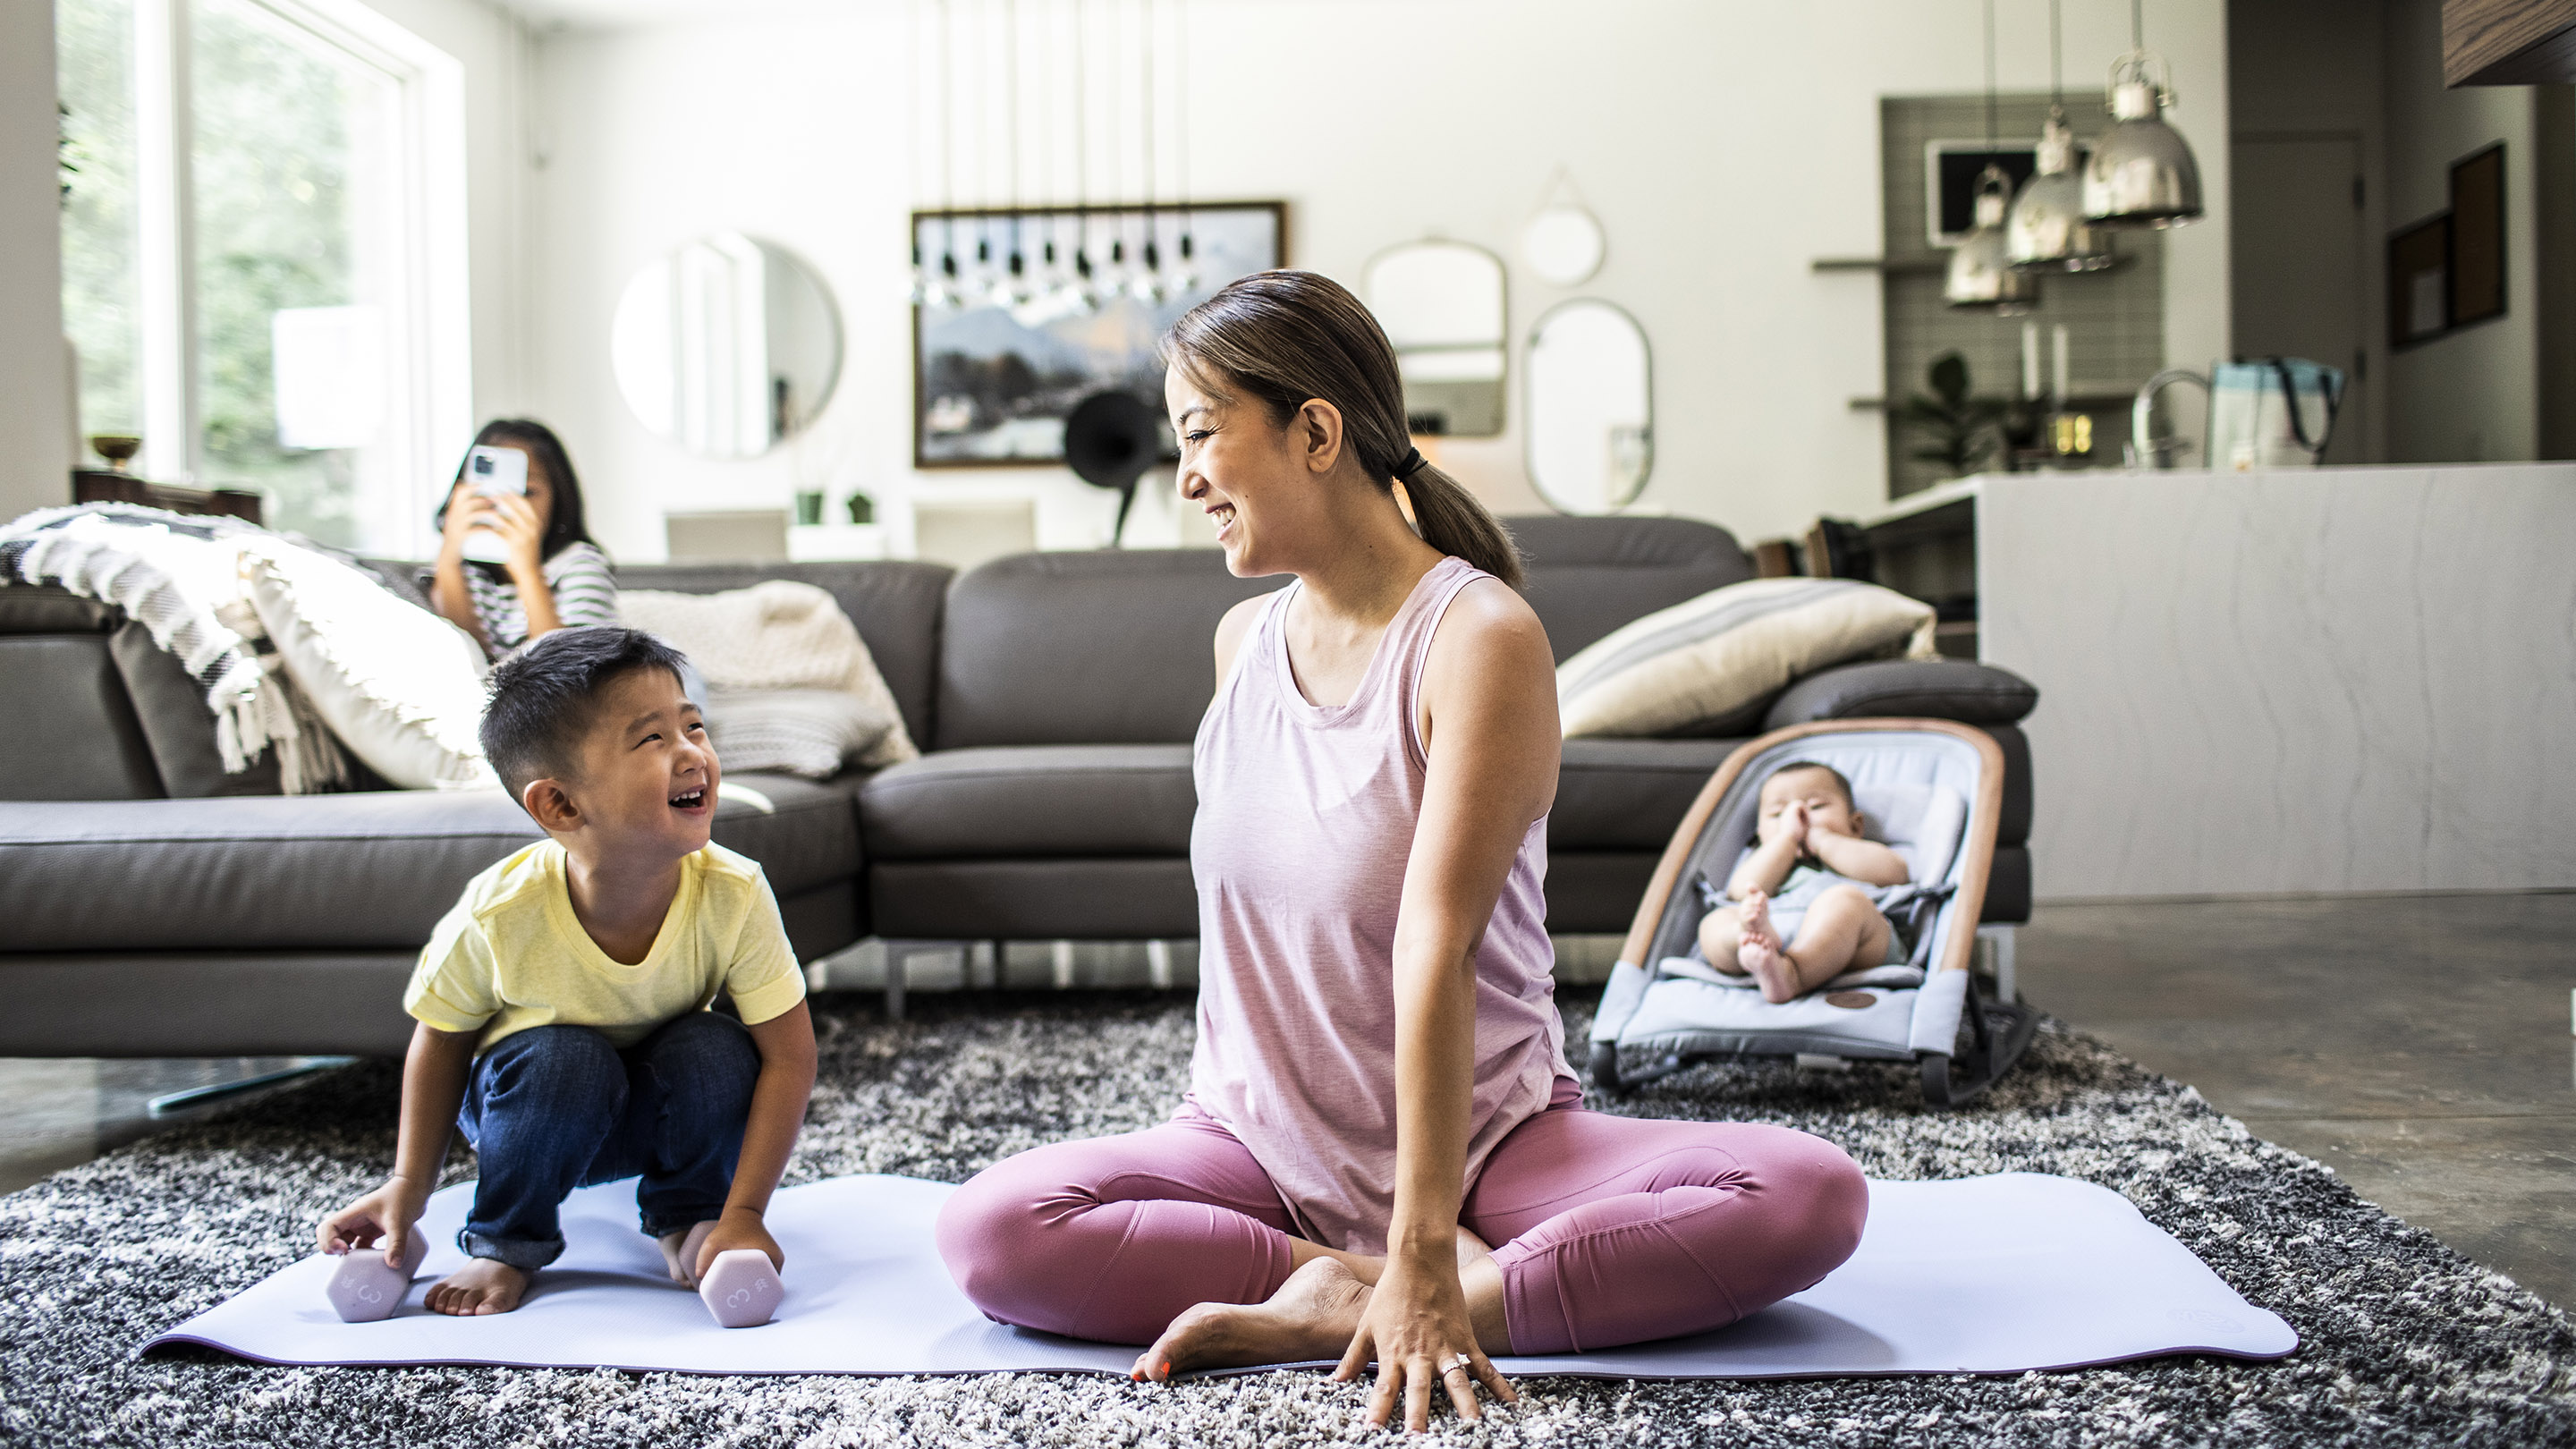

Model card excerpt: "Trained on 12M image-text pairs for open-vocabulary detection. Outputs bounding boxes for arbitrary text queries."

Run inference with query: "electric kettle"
[2130,357,2345,470]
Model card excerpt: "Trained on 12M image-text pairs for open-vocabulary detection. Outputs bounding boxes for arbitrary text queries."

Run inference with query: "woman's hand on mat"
[1334,1249,1515,1433]
[318,1175,430,1268]
[695,1207,784,1279]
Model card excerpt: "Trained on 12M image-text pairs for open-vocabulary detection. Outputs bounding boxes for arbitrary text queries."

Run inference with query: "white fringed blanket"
[0,504,352,792]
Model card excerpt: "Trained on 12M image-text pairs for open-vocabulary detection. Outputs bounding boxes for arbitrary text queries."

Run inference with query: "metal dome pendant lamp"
[2009,0,2117,271]
[1948,0,2043,313]
[2082,0,2204,228]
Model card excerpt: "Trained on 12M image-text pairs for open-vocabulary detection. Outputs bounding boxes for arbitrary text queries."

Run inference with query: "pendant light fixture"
[2082,0,2203,227]
[2008,0,2116,271]
[1128,0,1165,304]
[1168,0,1198,292]
[1946,0,2042,313]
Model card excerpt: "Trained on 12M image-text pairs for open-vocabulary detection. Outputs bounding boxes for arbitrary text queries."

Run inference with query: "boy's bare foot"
[1130,1257,1373,1383]
[426,1258,530,1316]
[1735,890,1801,1002]
[660,1221,717,1287]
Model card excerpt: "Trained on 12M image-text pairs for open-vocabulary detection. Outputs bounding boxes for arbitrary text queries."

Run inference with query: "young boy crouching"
[318,627,818,1316]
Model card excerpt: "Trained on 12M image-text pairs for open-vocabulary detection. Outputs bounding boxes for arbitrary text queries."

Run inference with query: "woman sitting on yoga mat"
[933,271,1868,1432]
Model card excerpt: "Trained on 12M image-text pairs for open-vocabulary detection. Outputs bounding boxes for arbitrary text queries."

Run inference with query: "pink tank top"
[1187,554,1575,1254]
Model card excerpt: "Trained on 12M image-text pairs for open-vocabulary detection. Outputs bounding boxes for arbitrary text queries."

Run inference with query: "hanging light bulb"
[2082,0,2203,228]
[926,247,963,310]
[2008,3,2115,272]
[1948,0,2039,312]
[1064,242,1101,315]
[1128,230,1165,304]
[2010,106,2117,270]
[1948,166,2043,312]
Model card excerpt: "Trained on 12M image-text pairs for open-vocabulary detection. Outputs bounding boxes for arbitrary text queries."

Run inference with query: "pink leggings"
[933,1102,1868,1354]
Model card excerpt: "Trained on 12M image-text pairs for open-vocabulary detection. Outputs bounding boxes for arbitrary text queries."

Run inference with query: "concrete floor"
[3,894,2567,1310]
[2019,891,2576,1310]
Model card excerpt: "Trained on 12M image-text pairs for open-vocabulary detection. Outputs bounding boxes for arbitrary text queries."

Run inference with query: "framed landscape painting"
[911,202,1286,467]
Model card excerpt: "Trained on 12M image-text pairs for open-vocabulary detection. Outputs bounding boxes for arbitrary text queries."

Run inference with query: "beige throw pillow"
[1558,578,1937,738]
[619,581,918,777]
[238,538,501,790]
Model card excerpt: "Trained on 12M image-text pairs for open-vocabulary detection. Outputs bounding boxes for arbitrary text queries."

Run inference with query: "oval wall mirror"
[611,233,843,459]
[1362,239,1506,437]
[1525,299,1653,514]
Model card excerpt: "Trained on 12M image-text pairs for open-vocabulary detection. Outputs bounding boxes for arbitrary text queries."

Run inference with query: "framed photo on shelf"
[911,202,1287,468]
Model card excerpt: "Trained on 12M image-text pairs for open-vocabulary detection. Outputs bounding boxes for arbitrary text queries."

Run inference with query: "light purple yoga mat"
[146,1172,2294,1378]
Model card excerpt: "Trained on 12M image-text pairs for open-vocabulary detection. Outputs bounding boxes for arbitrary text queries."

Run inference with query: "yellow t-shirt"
[404,840,807,1055]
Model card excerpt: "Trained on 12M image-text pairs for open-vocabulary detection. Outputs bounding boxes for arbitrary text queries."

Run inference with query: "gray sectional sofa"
[0,514,2037,1058]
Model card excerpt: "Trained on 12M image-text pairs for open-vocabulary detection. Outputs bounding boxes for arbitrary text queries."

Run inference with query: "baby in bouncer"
[1698,760,1911,1004]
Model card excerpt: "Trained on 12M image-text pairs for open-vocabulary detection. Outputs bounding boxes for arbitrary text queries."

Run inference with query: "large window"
[57,0,466,555]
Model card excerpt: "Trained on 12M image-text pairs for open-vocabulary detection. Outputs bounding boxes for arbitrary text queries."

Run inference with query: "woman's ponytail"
[1399,462,1524,589]
[1164,270,1529,590]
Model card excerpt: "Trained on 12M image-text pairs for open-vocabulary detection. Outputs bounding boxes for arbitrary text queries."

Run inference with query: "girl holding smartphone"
[428,419,618,657]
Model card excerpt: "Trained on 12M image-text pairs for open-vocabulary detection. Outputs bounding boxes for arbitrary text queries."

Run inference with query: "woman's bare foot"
[660,1221,717,1286]
[1735,890,1802,1003]
[425,1258,530,1316]
[1130,1257,1373,1383]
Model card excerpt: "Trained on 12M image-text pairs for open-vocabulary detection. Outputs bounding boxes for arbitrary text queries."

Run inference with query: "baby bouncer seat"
[1587,719,2039,1106]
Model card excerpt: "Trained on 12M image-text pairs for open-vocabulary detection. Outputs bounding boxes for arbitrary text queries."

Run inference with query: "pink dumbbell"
[698,1248,784,1328]
[327,1233,428,1323]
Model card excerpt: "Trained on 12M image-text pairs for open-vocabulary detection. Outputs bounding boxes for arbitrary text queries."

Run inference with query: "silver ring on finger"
[1443,1352,1472,1377]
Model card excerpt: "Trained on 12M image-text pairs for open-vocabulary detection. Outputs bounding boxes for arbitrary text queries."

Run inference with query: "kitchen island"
[1961,463,2576,898]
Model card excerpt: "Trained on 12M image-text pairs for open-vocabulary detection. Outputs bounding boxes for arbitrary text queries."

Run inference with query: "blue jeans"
[455,1012,760,1270]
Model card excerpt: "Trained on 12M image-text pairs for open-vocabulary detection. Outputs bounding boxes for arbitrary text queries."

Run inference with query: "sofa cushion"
[1510,514,1756,661]
[614,561,953,753]
[0,584,123,633]
[1553,738,1743,852]
[861,745,1196,859]
[1,634,164,801]
[1763,658,2039,731]
[1557,579,1936,738]
[0,770,857,953]
[937,552,1276,750]
[869,858,1199,940]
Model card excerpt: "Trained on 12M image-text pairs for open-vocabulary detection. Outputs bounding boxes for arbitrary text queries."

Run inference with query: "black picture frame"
[2385,141,2509,352]
[2387,213,2451,350]
[910,201,1288,469]
[2449,143,2506,328]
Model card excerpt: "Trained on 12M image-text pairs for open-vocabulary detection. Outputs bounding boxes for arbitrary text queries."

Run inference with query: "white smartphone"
[459,445,529,564]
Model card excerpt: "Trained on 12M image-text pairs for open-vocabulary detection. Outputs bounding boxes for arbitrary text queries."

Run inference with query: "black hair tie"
[1394,447,1428,481]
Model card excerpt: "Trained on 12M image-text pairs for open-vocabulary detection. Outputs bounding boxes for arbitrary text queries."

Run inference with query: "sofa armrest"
[1762,658,2038,730]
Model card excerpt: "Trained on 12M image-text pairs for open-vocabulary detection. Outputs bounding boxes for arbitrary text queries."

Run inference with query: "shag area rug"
[3,991,2572,1447]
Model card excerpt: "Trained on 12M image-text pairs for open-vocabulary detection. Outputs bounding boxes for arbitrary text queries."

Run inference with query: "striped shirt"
[434,541,619,657]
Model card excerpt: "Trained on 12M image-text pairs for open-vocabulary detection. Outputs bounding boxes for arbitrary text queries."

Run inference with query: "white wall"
[363,0,539,432]
[530,0,2233,563]
[2383,0,2541,463]
[1,0,72,522]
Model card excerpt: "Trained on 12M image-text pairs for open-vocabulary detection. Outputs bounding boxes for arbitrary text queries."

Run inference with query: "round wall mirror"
[611,233,843,459]
[1521,205,1606,286]
[1363,239,1506,437]
[1525,299,1652,514]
